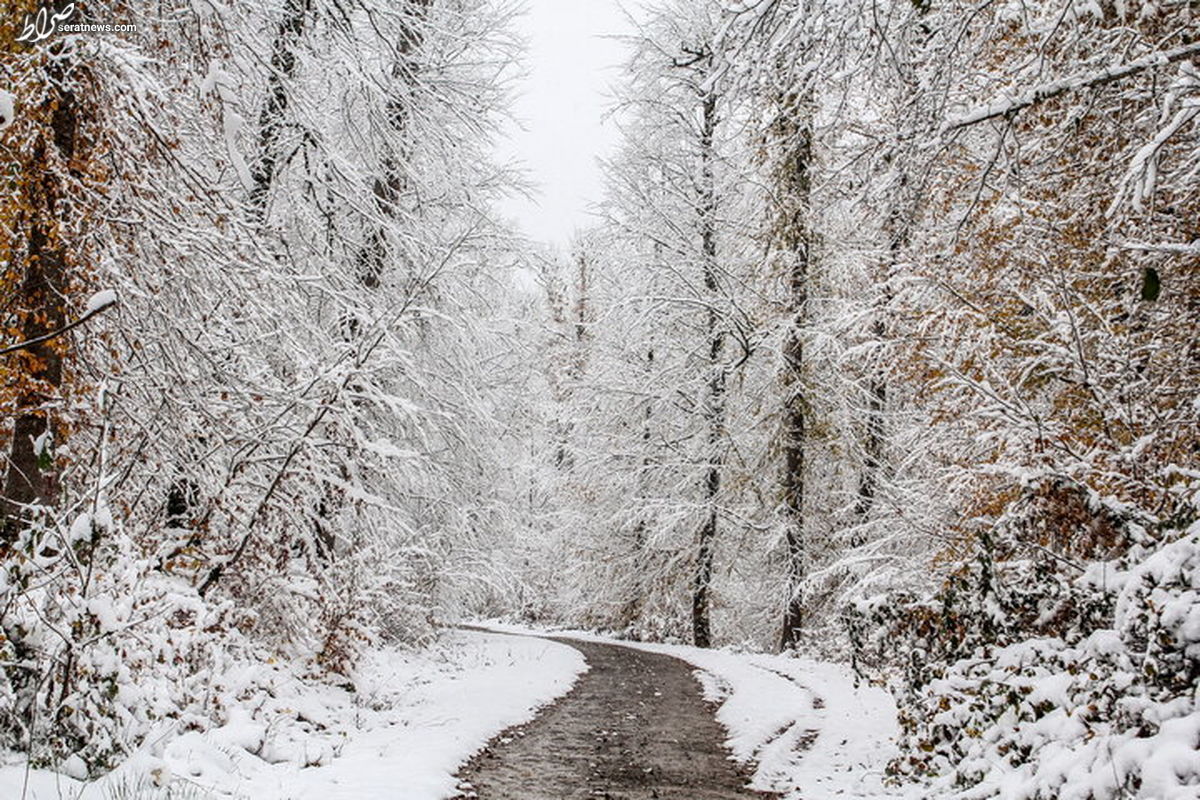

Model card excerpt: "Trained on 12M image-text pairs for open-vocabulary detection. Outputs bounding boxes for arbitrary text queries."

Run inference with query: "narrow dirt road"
[456,636,774,800]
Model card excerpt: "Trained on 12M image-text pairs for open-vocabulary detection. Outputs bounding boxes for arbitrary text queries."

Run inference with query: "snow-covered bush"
[853,508,1200,799]
[0,508,230,773]
[850,478,1134,693]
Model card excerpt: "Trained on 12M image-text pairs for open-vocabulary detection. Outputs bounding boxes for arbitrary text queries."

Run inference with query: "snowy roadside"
[0,630,586,800]
[477,622,903,800]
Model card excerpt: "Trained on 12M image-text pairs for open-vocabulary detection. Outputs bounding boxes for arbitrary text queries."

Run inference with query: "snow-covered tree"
[1,0,525,770]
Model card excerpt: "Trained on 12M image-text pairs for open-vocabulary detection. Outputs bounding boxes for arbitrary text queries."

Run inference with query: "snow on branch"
[943,41,1200,132]
[1119,240,1200,256]
[1109,101,1200,215]
[0,290,118,356]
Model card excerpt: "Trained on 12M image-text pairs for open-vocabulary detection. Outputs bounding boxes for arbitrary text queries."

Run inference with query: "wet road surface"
[456,636,775,800]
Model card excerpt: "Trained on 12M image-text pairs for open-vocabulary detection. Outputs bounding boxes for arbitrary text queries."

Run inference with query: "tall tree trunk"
[621,343,655,634]
[553,245,592,470]
[776,88,813,651]
[318,1,434,560]
[852,0,928,534]
[248,0,314,221]
[574,250,590,345]
[0,40,87,749]
[200,0,315,558]
[693,87,724,650]
[853,193,906,531]
[853,317,886,528]
[621,237,663,634]
[570,245,591,380]
[1,57,80,547]
[356,0,434,288]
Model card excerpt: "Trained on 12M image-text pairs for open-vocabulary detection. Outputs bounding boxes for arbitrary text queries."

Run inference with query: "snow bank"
[480,622,902,799]
[670,648,901,799]
[0,629,586,800]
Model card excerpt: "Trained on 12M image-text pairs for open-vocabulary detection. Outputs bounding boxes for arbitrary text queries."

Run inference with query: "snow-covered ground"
[479,622,903,800]
[2,624,902,800]
[0,630,586,800]
[685,649,901,799]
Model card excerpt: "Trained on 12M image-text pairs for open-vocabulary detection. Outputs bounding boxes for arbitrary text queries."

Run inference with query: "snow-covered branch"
[1118,240,1200,256]
[0,290,118,356]
[943,41,1200,132]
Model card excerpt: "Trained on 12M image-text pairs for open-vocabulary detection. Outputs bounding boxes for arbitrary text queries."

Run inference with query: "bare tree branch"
[0,294,118,357]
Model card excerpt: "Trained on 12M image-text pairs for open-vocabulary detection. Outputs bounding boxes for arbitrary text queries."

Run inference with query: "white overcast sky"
[496,0,635,248]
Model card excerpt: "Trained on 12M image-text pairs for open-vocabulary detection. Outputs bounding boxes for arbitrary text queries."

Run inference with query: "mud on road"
[456,636,775,800]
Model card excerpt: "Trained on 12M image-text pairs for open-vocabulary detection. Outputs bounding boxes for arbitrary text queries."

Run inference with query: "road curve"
[455,635,775,800]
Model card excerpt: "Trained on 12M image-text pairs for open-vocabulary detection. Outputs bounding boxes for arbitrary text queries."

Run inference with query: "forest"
[1,0,1198,798]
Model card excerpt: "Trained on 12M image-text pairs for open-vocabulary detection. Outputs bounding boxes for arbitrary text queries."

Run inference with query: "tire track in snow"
[736,662,825,792]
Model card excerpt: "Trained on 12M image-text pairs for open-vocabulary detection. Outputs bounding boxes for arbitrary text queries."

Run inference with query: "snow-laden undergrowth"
[855,518,1200,799]
[911,526,1200,800]
[0,630,585,800]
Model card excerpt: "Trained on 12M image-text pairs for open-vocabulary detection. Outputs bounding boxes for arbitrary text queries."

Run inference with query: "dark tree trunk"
[1,59,79,547]
[693,87,723,650]
[570,246,591,380]
[621,344,656,633]
[248,0,314,221]
[574,251,590,346]
[853,317,887,529]
[0,44,84,750]
[776,89,813,652]
[554,245,592,471]
[852,170,909,535]
[356,0,434,288]
[851,1,930,540]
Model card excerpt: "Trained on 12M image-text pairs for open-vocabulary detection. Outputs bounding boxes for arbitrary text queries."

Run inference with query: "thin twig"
[0,295,118,357]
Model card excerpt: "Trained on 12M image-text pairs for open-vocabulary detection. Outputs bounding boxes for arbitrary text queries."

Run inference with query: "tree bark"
[356,0,434,288]
[853,317,886,529]
[853,181,909,530]
[1,57,79,547]
[621,343,656,634]
[248,0,314,221]
[776,89,813,651]
[853,0,927,534]
[693,86,723,650]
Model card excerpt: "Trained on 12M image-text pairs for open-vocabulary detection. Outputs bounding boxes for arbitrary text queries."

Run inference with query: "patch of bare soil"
[456,636,776,800]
